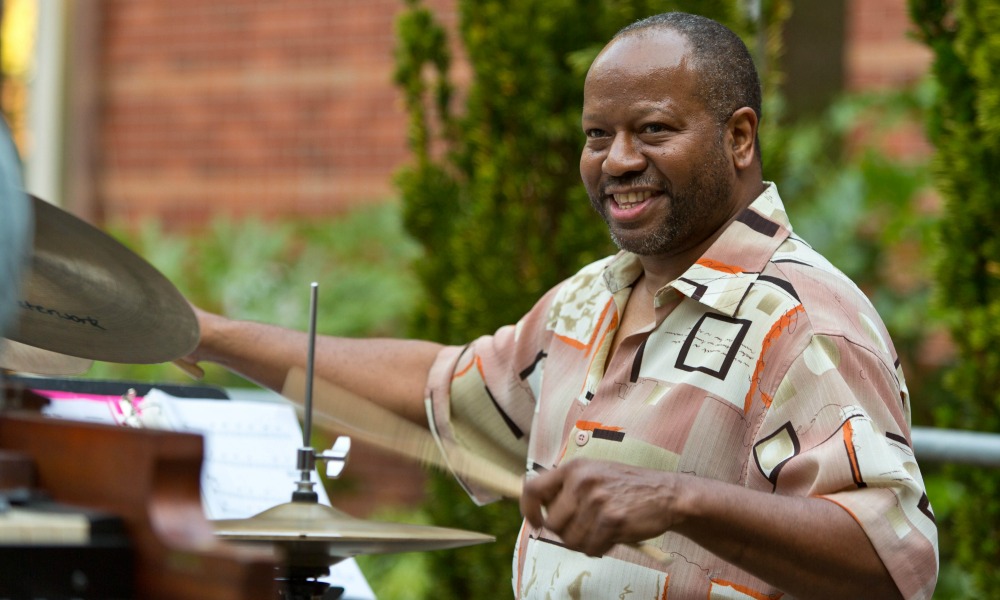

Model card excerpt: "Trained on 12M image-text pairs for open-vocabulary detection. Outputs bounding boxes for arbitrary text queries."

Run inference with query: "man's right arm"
[187,308,444,426]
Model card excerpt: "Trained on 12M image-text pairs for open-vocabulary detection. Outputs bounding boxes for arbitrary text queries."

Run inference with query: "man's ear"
[727,107,758,171]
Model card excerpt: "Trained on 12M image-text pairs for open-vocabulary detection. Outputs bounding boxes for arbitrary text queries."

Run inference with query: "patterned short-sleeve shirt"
[426,184,939,599]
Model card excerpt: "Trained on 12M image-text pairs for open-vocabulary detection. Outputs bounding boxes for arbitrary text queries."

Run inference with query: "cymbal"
[5,196,199,364]
[0,338,93,375]
[213,501,495,567]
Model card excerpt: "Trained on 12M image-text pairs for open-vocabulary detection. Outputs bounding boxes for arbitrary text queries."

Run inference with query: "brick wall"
[844,0,933,160]
[845,0,931,90]
[95,0,458,230]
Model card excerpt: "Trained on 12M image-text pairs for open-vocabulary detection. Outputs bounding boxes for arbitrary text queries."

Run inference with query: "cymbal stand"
[281,283,351,600]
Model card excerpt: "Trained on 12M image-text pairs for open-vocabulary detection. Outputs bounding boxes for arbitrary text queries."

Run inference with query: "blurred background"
[2,0,996,598]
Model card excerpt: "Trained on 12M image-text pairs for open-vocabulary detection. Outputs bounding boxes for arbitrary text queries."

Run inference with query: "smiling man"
[189,12,938,599]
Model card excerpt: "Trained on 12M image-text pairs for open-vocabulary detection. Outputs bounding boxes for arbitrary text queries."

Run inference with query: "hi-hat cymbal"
[0,338,93,375]
[213,501,495,567]
[5,196,199,364]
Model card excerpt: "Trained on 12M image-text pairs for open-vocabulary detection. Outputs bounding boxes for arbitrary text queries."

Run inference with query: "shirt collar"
[602,183,792,317]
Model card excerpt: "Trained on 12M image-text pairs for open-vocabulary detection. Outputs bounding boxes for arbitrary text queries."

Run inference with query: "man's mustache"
[600,175,666,196]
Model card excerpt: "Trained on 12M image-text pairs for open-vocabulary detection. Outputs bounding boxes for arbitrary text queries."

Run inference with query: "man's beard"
[589,142,733,257]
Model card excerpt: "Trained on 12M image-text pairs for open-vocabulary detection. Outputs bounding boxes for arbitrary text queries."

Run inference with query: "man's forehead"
[588,29,692,79]
[582,29,696,110]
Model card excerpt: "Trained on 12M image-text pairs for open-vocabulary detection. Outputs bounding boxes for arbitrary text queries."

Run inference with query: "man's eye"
[585,128,607,139]
[642,123,668,134]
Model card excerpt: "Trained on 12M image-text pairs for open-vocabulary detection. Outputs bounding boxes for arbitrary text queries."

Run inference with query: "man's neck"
[635,220,731,292]
[634,179,765,292]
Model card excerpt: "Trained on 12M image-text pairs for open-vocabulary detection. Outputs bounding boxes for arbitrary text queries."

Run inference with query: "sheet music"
[147,391,309,519]
[40,387,376,599]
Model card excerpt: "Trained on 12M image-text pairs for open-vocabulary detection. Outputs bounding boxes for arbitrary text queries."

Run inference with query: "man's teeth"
[613,191,655,208]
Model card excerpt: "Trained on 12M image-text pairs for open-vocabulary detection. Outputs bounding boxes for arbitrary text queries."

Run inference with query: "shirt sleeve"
[749,333,939,600]
[424,284,564,505]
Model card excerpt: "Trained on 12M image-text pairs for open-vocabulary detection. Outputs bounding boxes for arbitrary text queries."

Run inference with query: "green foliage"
[766,79,975,594]
[393,1,765,598]
[910,0,1000,594]
[86,203,423,388]
[762,83,942,367]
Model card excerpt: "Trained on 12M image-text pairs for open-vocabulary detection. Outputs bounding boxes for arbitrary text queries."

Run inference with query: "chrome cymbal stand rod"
[292,282,351,503]
[284,283,349,596]
[293,283,321,502]
[304,282,319,448]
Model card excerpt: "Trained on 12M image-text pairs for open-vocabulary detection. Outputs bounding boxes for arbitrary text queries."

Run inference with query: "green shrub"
[910,1,1000,595]
[762,83,946,423]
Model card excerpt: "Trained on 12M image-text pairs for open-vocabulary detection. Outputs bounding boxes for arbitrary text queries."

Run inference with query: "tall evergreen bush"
[393,1,776,596]
[910,0,1000,593]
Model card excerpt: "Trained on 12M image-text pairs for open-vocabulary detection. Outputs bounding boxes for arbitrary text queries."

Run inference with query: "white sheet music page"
[146,390,307,519]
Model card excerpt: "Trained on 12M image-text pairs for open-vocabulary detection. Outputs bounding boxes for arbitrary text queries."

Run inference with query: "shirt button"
[575,430,591,446]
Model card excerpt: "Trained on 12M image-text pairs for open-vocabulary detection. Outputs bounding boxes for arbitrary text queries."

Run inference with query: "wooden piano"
[0,386,279,600]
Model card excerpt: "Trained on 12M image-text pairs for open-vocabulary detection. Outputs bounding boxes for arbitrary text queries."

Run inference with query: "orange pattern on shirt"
[696,258,746,274]
[843,419,864,486]
[743,304,804,414]
[554,297,616,353]
[575,420,624,432]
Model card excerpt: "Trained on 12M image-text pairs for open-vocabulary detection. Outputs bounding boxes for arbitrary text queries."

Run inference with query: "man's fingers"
[539,485,577,533]
[521,465,589,547]
[520,469,562,528]
[520,492,544,528]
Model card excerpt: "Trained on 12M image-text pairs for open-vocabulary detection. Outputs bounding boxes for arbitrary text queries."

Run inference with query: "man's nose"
[603,133,647,176]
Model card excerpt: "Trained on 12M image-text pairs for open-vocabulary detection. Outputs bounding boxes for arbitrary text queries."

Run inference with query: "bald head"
[613,13,762,130]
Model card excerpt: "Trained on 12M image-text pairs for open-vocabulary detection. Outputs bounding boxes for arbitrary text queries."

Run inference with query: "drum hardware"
[289,283,351,506]
[4,195,199,366]
[213,283,493,599]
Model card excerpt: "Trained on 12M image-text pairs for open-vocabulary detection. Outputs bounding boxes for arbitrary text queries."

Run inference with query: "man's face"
[580,31,737,258]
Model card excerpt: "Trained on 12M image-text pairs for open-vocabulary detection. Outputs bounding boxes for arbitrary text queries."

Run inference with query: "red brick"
[95,0,455,231]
